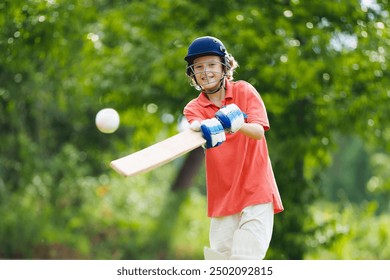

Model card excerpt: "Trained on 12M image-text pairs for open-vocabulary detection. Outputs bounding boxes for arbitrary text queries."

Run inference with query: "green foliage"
[305,200,390,259]
[320,134,372,203]
[1,0,390,259]
[0,157,208,259]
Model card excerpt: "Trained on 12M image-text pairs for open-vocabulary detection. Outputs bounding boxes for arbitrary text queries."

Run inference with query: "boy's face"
[192,55,224,91]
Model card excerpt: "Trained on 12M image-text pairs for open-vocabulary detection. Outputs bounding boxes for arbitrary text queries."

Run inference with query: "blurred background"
[1,0,389,260]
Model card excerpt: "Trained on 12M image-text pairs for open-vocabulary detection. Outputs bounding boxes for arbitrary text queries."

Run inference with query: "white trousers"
[208,202,274,259]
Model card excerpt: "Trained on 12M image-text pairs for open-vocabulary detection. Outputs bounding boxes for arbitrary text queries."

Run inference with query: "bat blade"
[110,129,205,177]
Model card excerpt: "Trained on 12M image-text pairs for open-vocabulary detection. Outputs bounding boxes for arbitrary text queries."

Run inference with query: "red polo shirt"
[184,79,284,217]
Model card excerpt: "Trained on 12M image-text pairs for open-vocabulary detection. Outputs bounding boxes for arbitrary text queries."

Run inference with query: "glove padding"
[200,118,226,149]
[215,104,245,133]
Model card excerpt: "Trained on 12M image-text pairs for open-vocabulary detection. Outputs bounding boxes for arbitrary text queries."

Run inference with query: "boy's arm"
[238,123,265,140]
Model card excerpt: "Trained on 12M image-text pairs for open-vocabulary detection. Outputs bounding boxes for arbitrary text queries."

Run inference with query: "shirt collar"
[197,79,233,107]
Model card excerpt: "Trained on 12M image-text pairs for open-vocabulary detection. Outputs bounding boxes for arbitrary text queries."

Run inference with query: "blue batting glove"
[215,104,245,133]
[200,118,226,149]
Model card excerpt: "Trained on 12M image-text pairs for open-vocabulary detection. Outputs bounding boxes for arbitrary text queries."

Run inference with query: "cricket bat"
[110,129,206,177]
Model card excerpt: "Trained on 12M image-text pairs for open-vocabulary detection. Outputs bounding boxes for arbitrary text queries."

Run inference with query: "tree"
[1,0,389,259]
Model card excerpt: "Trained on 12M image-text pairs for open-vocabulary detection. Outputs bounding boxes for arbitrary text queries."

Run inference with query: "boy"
[183,36,284,260]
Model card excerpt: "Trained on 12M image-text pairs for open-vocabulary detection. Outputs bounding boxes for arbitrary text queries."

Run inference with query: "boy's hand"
[189,120,201,132]
[200,118,226,149]
[215,104,245,133]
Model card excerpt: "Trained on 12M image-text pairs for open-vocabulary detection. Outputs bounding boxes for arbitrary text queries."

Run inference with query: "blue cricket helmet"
[184,36,228,64]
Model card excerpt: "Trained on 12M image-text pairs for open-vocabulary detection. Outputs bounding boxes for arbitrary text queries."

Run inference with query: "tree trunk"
[171,147,204,191]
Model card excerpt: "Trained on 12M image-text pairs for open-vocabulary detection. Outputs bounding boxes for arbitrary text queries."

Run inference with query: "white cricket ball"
[95,108,120,134]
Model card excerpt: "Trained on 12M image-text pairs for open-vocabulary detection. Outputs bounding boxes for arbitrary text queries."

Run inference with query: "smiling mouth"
[200,73,217,85]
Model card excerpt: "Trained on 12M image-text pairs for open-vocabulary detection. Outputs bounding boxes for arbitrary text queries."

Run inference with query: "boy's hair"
[224,53,239,81]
